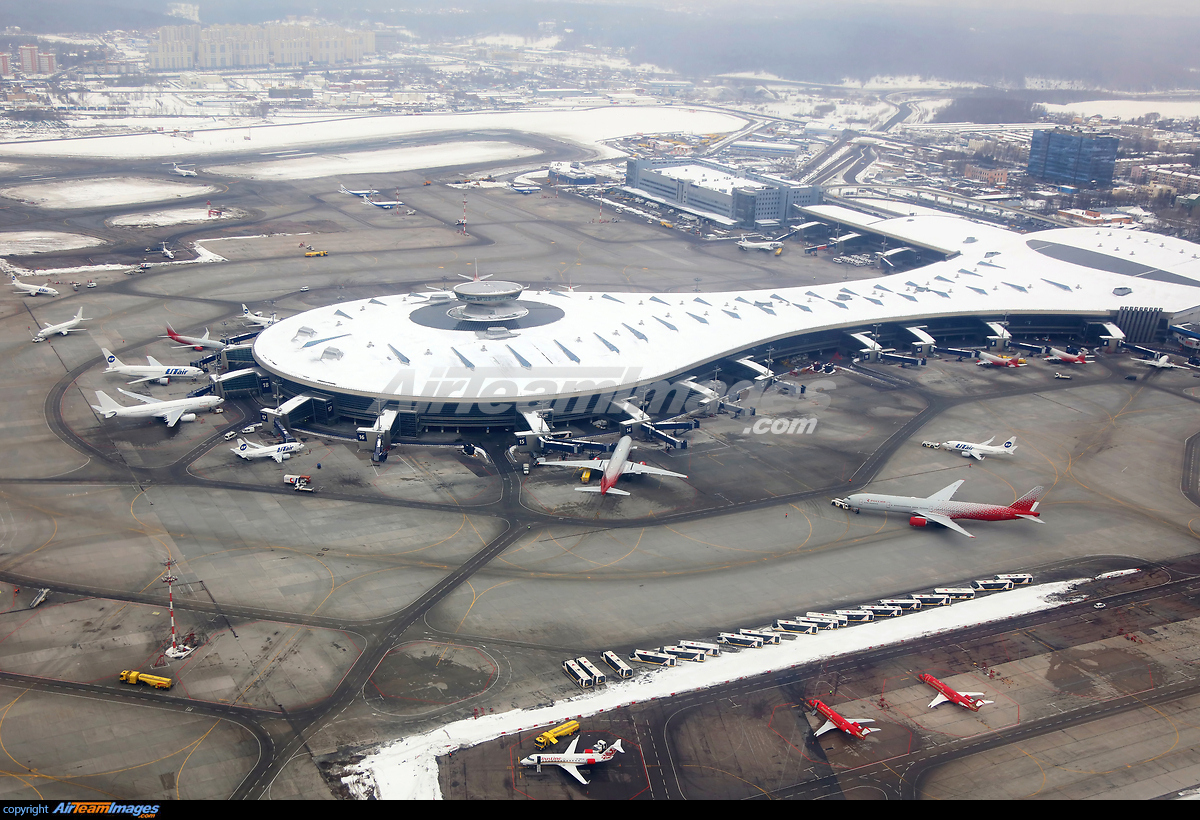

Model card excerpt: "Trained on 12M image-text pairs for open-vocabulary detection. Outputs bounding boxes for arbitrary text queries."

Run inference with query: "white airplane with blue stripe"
[101,348,203,385]
[231,438,305,463]
[926,436,1017,461]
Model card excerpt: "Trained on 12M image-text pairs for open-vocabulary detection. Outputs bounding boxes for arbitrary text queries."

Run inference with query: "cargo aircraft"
[539,435,687,496]
[832,479,1045,538]
[338,184,379,197]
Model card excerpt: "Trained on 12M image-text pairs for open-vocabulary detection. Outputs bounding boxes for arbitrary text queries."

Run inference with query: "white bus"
[660,645,707,662]
[739,628,780,645]
[861,605,903,618]
[774,619,819,635]
[835,609,875,623]
[602,651,633,678]
[629,649,677,666]
[880,598,922,611]
[995,573,1033,586]
[806,611,849,626]
[717,632,763,648]
[797,614,840,629]
[678,640,721,656]
[973,578,1014,591]
[576,656,606,685]
[934,587,976,600]
[912,593,952,607]
[562,659,594,688]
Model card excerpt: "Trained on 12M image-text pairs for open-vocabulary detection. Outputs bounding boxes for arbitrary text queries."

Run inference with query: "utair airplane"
[338,184,379,198]
[1045,347,1089,364]
[519,737,623,785]
[538,435,687,496]
[100,348,202,385]
[737,237,784,252]
[923,435,1017,461]
[10,273,59,297]
[231,437,305,463]
[170,163,198,177]
[164,323,227,352]
[90,388,223,427]
[976,350,1025,367]
[240,305,278,328]
[831,479,1045,538]
[31,307,90,342]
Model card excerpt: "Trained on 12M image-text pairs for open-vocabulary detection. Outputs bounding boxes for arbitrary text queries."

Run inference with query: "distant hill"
[0,1,174,33]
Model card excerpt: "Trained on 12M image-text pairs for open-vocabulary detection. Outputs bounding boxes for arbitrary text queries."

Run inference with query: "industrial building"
[624,157,820,227]
[248,209,1200,442]
[1027,129,1119,189]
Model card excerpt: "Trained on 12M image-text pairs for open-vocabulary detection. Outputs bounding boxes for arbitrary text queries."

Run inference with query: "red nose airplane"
[806,699,878,739]
[540,435,687,496]
[1045,347,1088,364]
[918,673,993,711]
[976,350,1024,367]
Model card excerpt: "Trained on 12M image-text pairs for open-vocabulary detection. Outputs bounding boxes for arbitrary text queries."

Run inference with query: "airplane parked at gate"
[918,673,993,711]
[737,238,784,252]
[100,348,202,385]
[240,305,279,328]
[90,388,223,427]
[231,437,305,463]
[923,436,1017,461]
[831,480,1045,538]
[31,307,90,342]
[11,273,59,297]
[519,737,623,785]
[976,350,1025,367]
[164,323,226,352]
[1045,347,1089,364]
[1137,354,1194,370]
[806,699,878,739]
[339,184,379,197]
[538,435,687,496]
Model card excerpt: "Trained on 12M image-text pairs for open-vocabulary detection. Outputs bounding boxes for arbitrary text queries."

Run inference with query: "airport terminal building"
[250,212,1200,441]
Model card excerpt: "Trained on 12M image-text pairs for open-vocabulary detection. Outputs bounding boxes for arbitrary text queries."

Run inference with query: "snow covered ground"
[1042,99,1200,121]
[344,577,1088,800]
[0,177,219,210]
[0,231,105,255]
[206,141,539,181]
[0,107,747,162]
[108,207,247,228]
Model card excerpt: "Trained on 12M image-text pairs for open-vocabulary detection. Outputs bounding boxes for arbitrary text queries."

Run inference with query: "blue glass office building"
[1028,129,1119,188]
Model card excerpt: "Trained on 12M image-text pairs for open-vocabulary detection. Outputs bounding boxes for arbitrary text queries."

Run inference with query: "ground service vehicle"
[995,573,1033,585]
[562,659,593,688]
[973,579,1014,591]
[602,651,634,678]
[934,587,976,600]
[304,250,328,257]
[119,670,172,689]
[534,720,580,750]
[629,649,677,665]
[576,656,606,685]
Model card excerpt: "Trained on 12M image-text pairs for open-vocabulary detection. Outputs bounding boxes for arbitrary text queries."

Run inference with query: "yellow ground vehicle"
[304,250,328,257]
[119,670,172,689]
[580,468,592,484]
[534,720,580,750]
[659,220,674,229]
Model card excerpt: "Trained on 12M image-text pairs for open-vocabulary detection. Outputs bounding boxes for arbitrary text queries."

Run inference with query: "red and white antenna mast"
[162,560,178,651]
[460,194,468,235]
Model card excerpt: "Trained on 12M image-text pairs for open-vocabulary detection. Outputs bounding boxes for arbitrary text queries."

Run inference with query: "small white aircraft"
[90,388,223,427]
[538,435,687,496]
[31,306,90,342]
[170,163,198,177]
[164,323,226,352]
[231,437,305,463]
[923,436,1017,461]
[832,479,1045,538]
[11,273,59,297]
[1137,354,1194,370]
[240,305,278,328]
[160,242,175,260]
[366,196,404,209]
[101,348,203,385]
[737,238,784,251]
[976,350,1025,368]
[519,737,623,785]
[339,184,379,198]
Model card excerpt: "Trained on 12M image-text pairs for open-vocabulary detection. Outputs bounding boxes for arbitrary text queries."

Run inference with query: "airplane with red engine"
[831,479,1046,538]
[976,350,1025,367]
[918,673,993,711]
[1045,347,1089,364]
[539,435,687,496]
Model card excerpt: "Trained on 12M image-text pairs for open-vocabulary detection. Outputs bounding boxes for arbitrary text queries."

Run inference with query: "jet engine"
[909,516,929,528]
[180,413,197,423]
[157,377,169,386]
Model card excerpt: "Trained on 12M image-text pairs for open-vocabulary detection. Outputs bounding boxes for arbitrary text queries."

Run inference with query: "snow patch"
[0,231,105,255]
[0,177,219,210]
[346,578,1085,800]
[108,207,247,228]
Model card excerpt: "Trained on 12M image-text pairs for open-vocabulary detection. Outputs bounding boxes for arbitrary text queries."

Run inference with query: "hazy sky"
[677,0,1200,14]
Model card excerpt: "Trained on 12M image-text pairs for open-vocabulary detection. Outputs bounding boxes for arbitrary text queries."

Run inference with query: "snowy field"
[345,577,1088,800]
[107,207,247,227]
[0,107,747,162]
[0,231,105,255]
[206,141,539,181]
[1043,99,1200,121]
[0,177,219,210]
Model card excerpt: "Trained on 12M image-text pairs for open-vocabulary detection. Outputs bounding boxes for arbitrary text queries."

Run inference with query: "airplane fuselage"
[1048,347,1087,364]
[600,436,633,494]
[845,493,1035,523]
[105,364,202,381]
[940,440,1016,458]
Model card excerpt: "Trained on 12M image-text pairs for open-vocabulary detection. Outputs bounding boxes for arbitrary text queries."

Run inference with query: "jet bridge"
[357,408,399,461]
[905,326,937,356]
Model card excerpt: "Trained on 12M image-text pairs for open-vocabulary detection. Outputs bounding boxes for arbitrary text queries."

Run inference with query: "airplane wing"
[921,512,975,538]
[621,462,688,479]
[271,452,285,463]
[926,480,964,502]
[980,437,994,446]
[967,450,985,461]
[564,737,579,754]
[117,388,164,404]
[540,459,609,471]
[160,407,188,427]
[814,720,839,738]
[146,355,163,367]
[125,376,161,386]
[558,763,589,785]
[576,486,630,496]
[928,693,950,708]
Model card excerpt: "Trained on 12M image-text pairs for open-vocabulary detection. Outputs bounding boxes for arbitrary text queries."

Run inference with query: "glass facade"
[1028,130,1118,188]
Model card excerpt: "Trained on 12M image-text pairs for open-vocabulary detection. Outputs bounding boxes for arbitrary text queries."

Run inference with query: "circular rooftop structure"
[447,279,528,322]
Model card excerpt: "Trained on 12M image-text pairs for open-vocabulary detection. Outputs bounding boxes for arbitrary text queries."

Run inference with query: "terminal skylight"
[594,332,620,353]
[654,316,678,331]
[387,344,410,364]
[302,333,351,349]
[686,312,708,324]
[554,340,580,363]
[506,345,532,369]
[449,347,475,370]
[622,323,649,341]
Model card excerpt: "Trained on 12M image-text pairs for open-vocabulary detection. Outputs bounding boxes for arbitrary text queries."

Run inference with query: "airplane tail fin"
[1003,436,1017,452]
[1010,486,1045,513]
[101,348,121,367]
[241,304,249,315]
[608,739,624,756]
[91,391,122,417]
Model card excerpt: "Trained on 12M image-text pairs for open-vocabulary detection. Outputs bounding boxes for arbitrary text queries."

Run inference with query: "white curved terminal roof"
[252,221,1200,403]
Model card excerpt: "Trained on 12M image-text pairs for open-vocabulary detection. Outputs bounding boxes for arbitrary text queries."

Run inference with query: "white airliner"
[339,184,379,197]
[1137,354,1193,370]
[366,197,404,209]
[240,305,278,328]
[539,435,688,496]
[164,324,226,352]
[976,350,1025,368]
[1045,347,1088,364]
[519,737,623,785]
[160,242,175,260]
[231,437,305,463]
[170,163,198,177]
[832,480,1045,538]
[31,307,90,342]
[924,436,1018,460]
[100,348,203,385]
[90,388,223,427]
[737,238,784,251]
[11,273,59,297]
